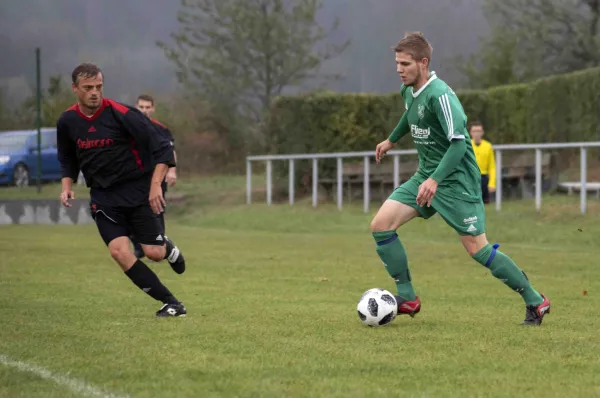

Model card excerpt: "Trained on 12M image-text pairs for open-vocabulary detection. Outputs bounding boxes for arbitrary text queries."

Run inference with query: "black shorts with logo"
[90,202,165,246]
[88,176,168,246]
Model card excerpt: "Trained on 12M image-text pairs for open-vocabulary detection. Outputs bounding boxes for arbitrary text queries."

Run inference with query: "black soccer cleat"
[165,236,185,274]
[520,294,551,326]
[156,302,187,317]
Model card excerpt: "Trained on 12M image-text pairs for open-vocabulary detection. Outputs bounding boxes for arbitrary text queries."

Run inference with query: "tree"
[458,0,600,88]
[455,28,520,89]
[455,27,544,89]
[42,75,74,125]
[17,75,74,128]
[158,0,349,151]
[0,90,17,130]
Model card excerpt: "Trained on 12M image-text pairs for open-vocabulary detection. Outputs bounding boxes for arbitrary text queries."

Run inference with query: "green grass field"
[1,182,600,397]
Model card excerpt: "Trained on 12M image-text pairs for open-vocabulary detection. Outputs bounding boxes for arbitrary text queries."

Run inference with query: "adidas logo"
[466,224,477,232]
[88,126,96,133]
[156,235,163,241]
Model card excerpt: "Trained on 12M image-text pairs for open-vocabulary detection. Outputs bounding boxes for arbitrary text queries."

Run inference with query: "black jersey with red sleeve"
[56,98,175,206]
[149,118,175,194]
[150,118,175,150]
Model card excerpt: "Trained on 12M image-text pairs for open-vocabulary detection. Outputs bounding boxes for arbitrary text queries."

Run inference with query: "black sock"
[125,260,179,304]
[164,238,174,260]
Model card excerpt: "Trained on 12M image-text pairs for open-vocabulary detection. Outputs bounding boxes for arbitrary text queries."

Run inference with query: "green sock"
[473,244,544,306]
[372,230,416,301]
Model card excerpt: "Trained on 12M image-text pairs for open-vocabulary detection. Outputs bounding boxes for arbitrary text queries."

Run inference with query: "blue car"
[0,128,63,187]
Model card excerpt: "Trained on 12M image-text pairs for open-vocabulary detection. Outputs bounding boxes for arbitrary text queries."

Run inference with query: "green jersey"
[389,72,482,202]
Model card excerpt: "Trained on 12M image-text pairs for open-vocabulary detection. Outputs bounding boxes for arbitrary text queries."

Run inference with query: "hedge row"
[268,66,600,158]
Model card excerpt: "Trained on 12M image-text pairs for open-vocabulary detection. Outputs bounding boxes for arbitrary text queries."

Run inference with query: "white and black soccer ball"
[357,288,398,327]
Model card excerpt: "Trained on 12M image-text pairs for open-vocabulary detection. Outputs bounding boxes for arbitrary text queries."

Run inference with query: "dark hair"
[136,94,154,105]
[393,31,433,62]
[71,63,102,84]
[468,121,484,132]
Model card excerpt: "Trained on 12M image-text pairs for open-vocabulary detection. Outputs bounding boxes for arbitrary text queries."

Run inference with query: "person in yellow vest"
[469,121,496,203]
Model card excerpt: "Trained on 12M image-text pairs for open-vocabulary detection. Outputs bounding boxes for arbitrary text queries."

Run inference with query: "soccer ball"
[356,288,398,327]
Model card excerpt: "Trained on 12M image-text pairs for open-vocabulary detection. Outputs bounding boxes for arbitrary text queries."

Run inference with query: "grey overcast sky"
[0,0,488,103]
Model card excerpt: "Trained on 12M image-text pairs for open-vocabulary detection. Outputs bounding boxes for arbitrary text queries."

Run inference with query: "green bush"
[265,67,600,194]
[268,66,600,156]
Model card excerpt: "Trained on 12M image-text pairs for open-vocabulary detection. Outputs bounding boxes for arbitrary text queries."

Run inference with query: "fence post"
[246,159,252,204]
[393,155,400,188]
[535,149,542,211]
[363,155,370,213]
[581,147,587,214]
[266,160,272,206]
[495,150,502,211]
[289,159,295,205]
[337,157,343,211]
[312,158,318,207]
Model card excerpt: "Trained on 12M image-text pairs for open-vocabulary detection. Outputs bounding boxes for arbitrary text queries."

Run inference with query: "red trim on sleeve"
[130,139,144,171]
[106,99,130,115]
[151,118,168,129]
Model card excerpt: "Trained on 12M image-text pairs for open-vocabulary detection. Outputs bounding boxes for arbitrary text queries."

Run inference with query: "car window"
[41,131,57,149]
[0,134,31,151]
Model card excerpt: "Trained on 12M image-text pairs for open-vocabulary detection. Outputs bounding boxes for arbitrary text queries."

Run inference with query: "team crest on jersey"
[417,104,425,119]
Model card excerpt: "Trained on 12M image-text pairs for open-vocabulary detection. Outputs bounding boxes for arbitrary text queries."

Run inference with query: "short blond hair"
[393,32,433,62]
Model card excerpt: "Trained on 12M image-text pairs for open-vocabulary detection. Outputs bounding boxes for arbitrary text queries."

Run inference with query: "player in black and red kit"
[130,94,177,259]
[57,63,186,317]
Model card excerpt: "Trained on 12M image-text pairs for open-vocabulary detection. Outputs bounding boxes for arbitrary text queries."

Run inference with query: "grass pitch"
[1,189,599,397]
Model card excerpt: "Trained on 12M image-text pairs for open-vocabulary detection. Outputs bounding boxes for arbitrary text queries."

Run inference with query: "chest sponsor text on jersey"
[411,124,430,139]
[410,124,436,145]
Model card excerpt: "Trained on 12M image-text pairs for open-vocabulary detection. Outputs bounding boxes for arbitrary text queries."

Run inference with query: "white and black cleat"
[156,302,187,317]
[165,236,185,274]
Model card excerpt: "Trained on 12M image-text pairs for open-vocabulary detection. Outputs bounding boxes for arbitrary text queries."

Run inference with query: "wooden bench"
[500,151,558,199]
[557,182,600,198]
[319,159,418,202]
[319,151,558,202]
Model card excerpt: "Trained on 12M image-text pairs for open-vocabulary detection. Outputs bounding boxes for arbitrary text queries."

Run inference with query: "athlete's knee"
[370,214,397,232]
[370,216,385,232]
[465,245,482,257]
[371,203,416,232]
[108,238,135,269]
[143,245,165,262]
[461,233,489,256]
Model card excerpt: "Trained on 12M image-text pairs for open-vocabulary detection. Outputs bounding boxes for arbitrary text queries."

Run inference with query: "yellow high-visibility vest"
[472,139,496,189]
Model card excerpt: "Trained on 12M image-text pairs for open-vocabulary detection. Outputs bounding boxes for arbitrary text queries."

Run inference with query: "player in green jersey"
[371,32,551,326]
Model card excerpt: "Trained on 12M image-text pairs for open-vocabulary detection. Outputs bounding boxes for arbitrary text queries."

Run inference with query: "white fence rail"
[246,142,600,214]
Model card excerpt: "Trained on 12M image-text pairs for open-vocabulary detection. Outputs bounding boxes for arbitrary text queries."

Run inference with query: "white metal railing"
[246,142,600,214]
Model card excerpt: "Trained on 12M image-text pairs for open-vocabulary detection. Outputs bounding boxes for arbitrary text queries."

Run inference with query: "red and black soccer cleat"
[520,294,551,326]
[395,296,421,318]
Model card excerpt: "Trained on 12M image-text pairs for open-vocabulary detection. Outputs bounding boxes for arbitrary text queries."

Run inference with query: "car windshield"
[0,134,32,151]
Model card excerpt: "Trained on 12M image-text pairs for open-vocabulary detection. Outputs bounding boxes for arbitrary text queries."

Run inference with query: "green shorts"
[388,177,486,236]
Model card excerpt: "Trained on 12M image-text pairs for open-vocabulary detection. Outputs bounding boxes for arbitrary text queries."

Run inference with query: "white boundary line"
[0,354,130,398]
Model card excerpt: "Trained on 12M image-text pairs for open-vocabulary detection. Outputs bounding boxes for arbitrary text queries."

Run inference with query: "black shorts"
[90,202,165,246]
[481,174,490,204]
